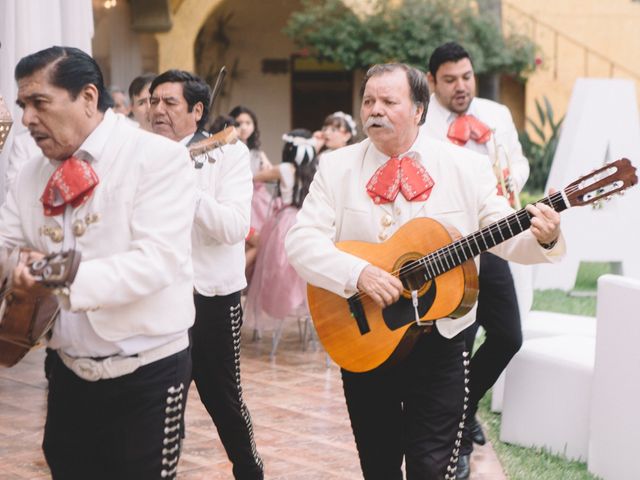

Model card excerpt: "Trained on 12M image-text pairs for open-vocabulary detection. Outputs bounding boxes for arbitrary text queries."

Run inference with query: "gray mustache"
[364,117,393,130]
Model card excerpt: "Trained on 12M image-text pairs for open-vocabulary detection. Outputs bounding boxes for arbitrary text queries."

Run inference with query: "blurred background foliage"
[520,96,564,193]
[284,0,537,77]
[286,0,559,191]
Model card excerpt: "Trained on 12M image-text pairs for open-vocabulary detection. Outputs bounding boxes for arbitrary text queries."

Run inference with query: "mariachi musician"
[149,69,264,480]
[0,47,195,479]
[285,62,564,480]
[421,42,530,479]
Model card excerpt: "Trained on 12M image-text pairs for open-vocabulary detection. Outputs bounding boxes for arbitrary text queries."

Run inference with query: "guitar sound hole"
[399,260,426,292]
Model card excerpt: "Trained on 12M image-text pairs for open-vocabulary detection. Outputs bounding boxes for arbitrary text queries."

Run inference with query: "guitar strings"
[350,188,576,302]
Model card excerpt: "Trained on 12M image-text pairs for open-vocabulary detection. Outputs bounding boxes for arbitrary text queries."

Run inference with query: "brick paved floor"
[0,320,506,479]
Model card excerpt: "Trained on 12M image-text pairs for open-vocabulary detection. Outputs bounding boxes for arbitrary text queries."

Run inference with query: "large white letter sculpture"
[534,78,640,290]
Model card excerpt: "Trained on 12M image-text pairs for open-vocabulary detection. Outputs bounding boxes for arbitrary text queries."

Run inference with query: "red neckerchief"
[41,156,99,216]
[366,156,435,205]
[447,114,491,146]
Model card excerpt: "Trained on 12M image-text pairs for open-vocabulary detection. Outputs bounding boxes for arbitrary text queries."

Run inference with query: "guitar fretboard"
[411,191,567,281]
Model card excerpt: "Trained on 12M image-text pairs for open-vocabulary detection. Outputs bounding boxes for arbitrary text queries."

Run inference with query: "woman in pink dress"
[244,129,318,336]
[229,105,274,280]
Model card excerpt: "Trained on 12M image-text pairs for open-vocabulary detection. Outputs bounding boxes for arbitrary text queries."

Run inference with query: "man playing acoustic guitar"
[285,63,565,480]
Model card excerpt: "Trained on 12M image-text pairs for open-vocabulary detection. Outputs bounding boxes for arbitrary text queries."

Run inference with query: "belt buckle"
[71,358,103,382]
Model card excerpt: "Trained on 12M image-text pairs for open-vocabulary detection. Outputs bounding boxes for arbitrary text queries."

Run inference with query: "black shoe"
[469,416,486,445]
[455,454,470,479]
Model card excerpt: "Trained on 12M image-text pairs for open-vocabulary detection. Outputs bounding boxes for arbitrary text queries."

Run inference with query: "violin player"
[149,69,263,480]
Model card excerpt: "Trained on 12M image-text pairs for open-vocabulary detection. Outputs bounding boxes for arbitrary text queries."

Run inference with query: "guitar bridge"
[347,296,370,335]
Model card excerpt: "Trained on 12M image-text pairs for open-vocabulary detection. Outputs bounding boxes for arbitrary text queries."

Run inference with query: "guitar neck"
[418,191,568,280]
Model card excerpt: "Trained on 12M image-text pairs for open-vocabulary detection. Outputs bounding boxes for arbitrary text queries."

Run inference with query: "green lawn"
[477,262,615,479]
[479,393,598,480]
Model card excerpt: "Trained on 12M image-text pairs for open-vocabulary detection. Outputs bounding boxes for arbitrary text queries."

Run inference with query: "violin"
[188,126,238,168]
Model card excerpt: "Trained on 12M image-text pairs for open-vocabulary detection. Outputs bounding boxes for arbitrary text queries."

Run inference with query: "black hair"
[360,63,429,125]
[280,128,317,209]
[322,112,356,145]
[229,105,261,151]
[150,69,211,130]
[208,114,238,135]
[128,73,156,100]
[428,42,472,77]
[15,45,113,112]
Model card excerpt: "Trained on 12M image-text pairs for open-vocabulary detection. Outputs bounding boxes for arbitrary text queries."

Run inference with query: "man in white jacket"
[422,41,532,479]
[3,46,195,479]
[286,63,563,480]
[150,69,263,480]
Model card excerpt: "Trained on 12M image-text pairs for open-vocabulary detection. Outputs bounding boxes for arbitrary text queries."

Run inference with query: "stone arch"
[155,0,225,72]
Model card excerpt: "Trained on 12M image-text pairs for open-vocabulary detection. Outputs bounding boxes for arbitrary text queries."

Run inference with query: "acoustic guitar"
[0,249,81,367]
[307,158,638,373]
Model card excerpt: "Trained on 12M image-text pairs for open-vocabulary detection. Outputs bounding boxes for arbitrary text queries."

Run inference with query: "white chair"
[524,310,597,340]
[588,275,640,480]
[491,310,596,412]
[500,334,595,461]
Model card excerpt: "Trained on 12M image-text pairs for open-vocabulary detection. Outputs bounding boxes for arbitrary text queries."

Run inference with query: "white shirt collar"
[368,129,424,165]
[179,133,195,146]
[69,108,118,164]
[430,93,478,124]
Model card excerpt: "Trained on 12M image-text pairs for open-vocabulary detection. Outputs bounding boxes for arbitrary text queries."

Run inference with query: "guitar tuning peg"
[619,190,625,196]
[605,195,612,201]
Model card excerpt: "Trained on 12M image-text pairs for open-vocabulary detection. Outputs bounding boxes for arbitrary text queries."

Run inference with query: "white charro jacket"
[0,110,196,343]
[285,131,565,338]
[423,95,530,194]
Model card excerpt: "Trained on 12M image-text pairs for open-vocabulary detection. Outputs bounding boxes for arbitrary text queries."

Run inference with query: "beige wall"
[154,0,301,161]
[93,2,158,88]
[155,0,224,73]
[95,0,640,149]
[503,0,640,138]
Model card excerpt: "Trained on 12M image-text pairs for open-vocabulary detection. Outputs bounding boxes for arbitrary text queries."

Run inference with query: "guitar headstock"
[564,158,638,207]
[29,250,81,288]
[188,126,238,160]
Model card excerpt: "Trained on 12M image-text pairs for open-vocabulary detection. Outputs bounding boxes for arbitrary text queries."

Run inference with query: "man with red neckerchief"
[286,63,564,480]
[0,46,195,480]
[422,41,531,479]
[149,70,263,480]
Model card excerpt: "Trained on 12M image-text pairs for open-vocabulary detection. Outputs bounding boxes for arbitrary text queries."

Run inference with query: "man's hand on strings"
[357,264,403,308]
[12,249,49,298]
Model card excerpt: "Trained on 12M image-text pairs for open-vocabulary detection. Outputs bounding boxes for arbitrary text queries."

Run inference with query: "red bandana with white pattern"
[366,155,435,204]
[447,114,491,146]
[41,156,99,216]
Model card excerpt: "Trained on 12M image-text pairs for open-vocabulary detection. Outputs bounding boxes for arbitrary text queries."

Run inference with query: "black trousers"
[43,347,191,480]
[191,292,263,480]
[461,252,522,454]
[342,329,468,480]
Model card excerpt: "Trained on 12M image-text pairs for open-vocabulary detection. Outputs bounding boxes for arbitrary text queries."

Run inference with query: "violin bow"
[207,65,227,122]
